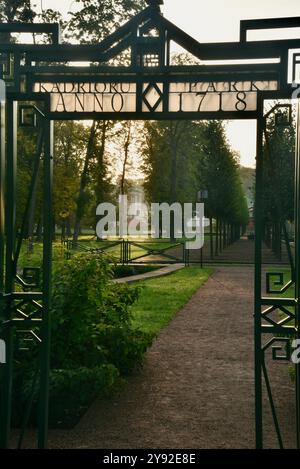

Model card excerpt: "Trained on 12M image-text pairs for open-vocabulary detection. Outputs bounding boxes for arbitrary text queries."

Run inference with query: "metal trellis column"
[254,104,264,449]
[38,113,53,449]
[295,99,300,448]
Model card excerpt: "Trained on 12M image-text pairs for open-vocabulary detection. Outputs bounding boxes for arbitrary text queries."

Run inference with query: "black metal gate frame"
[254,90,300,449]
[0,0,300,449]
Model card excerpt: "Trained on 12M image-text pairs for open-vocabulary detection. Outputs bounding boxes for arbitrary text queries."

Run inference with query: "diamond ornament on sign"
[142,83,163,111]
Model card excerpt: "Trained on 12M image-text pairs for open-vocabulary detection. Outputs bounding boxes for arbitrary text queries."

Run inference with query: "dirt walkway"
[43,266,296,448]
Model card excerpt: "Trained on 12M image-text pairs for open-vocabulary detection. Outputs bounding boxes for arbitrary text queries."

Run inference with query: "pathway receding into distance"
[40,265,295,449]
[18,266,295,449]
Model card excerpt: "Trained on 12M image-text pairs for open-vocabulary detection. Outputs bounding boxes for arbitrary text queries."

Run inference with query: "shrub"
[13,253,153,427]
[50,253,152,372]
[13,364,122,428]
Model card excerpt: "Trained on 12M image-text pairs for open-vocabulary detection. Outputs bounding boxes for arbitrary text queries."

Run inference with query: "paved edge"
[111,263,185,284]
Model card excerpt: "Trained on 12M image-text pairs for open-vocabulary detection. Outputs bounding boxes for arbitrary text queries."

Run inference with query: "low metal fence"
[63,239,203,267]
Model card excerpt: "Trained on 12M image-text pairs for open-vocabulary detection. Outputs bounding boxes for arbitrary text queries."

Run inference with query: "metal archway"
[0,0,299,449]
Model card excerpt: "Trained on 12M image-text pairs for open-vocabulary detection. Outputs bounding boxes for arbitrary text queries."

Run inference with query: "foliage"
[66,0,146,239]
[13,253,153,427]
[263,107,295,224]
[53,121,88,229]
[0,0,36,24]
[198,121,249,227]
[67,0,146,43]
[13,365,121,428]
[143,120,249,228]
[143,120,201,205]
[50,253,151,370]
[239,166,255,209]
[8,2,250,247]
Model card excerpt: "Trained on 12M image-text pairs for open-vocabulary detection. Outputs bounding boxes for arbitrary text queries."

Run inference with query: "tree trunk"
[35,217,42,242]
[169,122,180,241]
[27,178,38,253]
[61,220,66,240]
[73,120,98,242]
[95,120,108,205]
[120,123,131,195]
[219,220,222,253]
[215,218,219,256]
[209,217,214,260]
[66,216,72,237]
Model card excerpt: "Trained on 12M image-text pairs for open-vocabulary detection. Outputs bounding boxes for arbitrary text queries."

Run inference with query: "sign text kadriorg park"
[34,80,278,114]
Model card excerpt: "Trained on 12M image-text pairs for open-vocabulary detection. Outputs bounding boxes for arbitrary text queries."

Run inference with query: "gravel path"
[36,265,295,449]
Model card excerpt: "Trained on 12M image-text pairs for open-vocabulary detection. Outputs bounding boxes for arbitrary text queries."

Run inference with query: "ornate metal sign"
[34,80,278,115]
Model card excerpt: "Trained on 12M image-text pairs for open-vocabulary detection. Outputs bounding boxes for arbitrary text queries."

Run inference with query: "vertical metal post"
[295,99,300,450]
[0,99,18,448]
[0,80,6,448]
[254,107,264,449]
[0,79,5,294]
[38,116,53,449]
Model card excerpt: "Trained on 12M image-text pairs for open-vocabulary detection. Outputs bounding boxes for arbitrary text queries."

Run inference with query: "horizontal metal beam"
[0,38,299,62]
[23,62,280,76]
[11,292,43,300]
[240,17,300,42]
[46,110,260,121]
[27,70,279,84]
[261,297,296,306]
[261,325,297,335]
[0,22,60,44]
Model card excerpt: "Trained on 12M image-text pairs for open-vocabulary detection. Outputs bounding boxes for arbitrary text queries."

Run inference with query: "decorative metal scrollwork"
[266,272,294,294]
[19,105,38,128]
[266,272,284,293]
[262,337,291,361]
[21,267,41,289]
[13,296,43,322]
[142,82,163,111]
[291,51,300,84]
[261,304,295,327]
[16,330,41,352]
[0,53,14,83]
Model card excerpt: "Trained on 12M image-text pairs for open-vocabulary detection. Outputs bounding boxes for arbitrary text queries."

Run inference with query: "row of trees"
[2,1,249,252]
[17,119,248,242]
[143,120,249,255]
[262,107,295,259]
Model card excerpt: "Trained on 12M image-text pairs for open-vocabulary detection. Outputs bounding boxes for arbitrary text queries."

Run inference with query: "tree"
[0,0,35,23]
[198,121,249,256]
[73,121,99,242]
[143,120,201,206]
[67,0,147,43]
[66,0,146,240]
[262,106,295,257]
[53,122,88,238]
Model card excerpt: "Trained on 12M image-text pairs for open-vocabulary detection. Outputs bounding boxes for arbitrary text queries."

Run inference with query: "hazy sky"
[35,0,300,168]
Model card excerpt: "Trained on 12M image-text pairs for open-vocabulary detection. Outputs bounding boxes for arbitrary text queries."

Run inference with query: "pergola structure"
[0,0,300,449]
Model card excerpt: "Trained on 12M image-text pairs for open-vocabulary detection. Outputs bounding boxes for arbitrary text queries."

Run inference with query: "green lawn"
[17,242,65,271]
[131,267,213,335]
[17,236,211,269]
